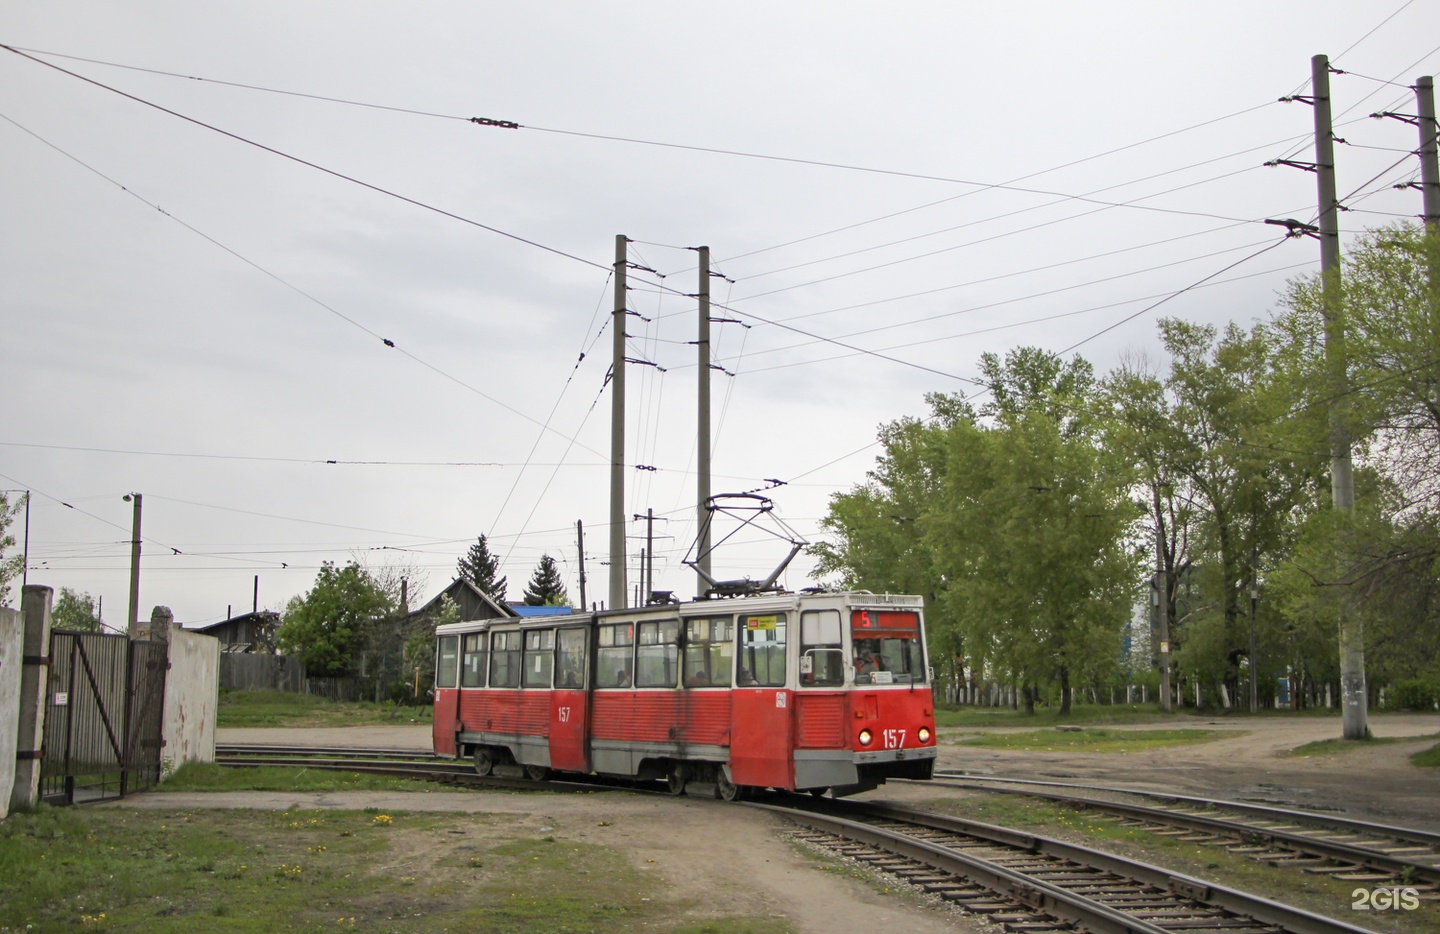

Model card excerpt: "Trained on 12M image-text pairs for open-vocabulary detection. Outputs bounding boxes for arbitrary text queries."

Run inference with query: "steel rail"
[934,771,1440,849]
[768,798,1382,934]
[927,772,1440,884]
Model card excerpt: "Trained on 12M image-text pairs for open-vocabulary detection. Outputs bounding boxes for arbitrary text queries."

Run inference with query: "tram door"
[729,612,794,788]
[549,627,590,772]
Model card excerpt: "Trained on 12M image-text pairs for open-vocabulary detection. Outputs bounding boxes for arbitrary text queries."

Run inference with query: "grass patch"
[217,689,432,728]
[956,727,1226,753]
[920,792,1440,934]
[934,703,1196,728]
[1411,741,1440,768]
[0,805,793,933]
[1286,732,1440,759]
[159,762,453,793]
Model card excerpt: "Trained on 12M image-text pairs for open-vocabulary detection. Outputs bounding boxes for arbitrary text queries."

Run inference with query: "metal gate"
[40,630,168,804]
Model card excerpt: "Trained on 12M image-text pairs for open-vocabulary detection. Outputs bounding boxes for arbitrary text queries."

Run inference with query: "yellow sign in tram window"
[745,615,778,631]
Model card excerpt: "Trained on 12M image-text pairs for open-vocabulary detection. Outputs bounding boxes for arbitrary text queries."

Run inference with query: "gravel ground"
[122,713,1436,933]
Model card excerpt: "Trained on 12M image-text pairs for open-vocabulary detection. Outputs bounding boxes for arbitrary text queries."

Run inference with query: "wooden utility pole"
[609,235,628,611]
[696,246,713,596]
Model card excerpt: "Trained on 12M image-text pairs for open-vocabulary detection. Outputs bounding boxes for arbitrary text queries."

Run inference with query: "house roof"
[408,577,517,621]
[193,610,279,634]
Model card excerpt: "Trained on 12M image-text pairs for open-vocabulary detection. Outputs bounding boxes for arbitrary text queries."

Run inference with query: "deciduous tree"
[278,561,396,676]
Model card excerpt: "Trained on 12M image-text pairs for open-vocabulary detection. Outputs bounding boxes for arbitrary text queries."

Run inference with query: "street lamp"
[123,493,142,634]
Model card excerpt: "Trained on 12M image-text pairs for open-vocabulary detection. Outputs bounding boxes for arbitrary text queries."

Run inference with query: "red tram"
[432,591,936,798]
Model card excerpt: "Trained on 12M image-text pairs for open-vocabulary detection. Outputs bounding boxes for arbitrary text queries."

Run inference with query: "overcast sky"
[3,2,1437,627]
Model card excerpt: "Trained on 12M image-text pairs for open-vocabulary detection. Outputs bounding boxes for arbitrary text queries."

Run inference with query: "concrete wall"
[162,627,219,775]
[0,607,22,821]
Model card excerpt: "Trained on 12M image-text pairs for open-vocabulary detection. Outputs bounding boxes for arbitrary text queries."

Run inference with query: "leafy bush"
[1391,679,1440,711]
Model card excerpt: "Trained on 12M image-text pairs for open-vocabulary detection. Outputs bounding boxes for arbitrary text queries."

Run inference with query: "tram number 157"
[882,729,906,749]
[558,707,572,723]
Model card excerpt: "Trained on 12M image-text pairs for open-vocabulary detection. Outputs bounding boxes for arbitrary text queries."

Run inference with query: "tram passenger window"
[555,628,587,689]
[683,617,733,687]
[851,610,926,684]
[436,636,458,689]
[461,632,487,688]
[738,613,787,687]
[636,619,680,688]
[523,629,555,688]
[489,631,522,688]
[596,623,634,688]
[799,610,845,687]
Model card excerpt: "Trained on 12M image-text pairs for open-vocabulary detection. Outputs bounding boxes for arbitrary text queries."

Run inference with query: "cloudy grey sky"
[3,2,1437,626]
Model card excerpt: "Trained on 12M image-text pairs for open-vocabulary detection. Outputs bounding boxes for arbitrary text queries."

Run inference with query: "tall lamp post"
[123,492,142,634]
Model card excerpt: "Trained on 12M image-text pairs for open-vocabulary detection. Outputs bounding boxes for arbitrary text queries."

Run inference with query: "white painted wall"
[162,627,219,775]
[0,608,21,820]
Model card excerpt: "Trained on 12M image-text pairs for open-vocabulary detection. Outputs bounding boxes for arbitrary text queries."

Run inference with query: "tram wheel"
[524,765,549,782]
[472,747,495,777]
[666,765,688,796]
[809,787,829,798]
[716,771,742,802]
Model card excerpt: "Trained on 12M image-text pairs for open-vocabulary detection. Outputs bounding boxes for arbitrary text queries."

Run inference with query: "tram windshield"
[850,609,925,685]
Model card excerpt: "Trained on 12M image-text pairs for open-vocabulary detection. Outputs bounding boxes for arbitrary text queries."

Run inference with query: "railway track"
[921,772,1440,890]
[214,747,1405,932]
[773,798,1384,934]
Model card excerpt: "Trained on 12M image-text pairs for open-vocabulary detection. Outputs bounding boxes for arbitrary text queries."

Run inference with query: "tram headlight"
[918,726,931,744]
[858,728,873,747]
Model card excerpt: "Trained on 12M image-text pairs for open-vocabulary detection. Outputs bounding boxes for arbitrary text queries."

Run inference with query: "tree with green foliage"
[522,554,569,606]
[278,561,396,677]
[402,594,458,703]
[51,587,103,632]
[0,492,26,608]
[457,535,507,603]
[930,348,1141,714]
[1101,319,1327,706]
[1270,223,1440,712]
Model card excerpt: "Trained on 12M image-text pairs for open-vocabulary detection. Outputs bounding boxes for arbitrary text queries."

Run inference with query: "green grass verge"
[934,703,1197,727]
[0,805,797,933]
[1286,732,1440,759]
[1411,742,1440,768]
[956,727,1227,753]
[159,762,457,794]
[217,689,432,728]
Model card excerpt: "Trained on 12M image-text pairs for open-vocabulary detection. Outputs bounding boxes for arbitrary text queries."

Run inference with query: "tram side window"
[738,613,787,687]
[799,610,845,686]
[436,636,459,689]
[596,623,634,688]
[489,631,522,688]
[636,619,680,688]
[461,632,487,687]
[523,629,555,688]
[851,610,926,684]
[683,617,733,687]
[555,628,587,689]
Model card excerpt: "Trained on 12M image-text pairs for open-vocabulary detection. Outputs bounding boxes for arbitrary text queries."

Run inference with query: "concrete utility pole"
[609,235,629,611]
[1157,525,1171,713]
[576,519,588,612]
[1416,76,1440,228]
[1311,54,1367,740]
[696,246,713,596]
[124,492,143,634]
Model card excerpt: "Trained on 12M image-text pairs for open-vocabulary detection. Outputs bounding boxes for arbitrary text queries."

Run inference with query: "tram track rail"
[919,772,1440,889]
[766,797,1383,934]
[213,746,1399,932]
